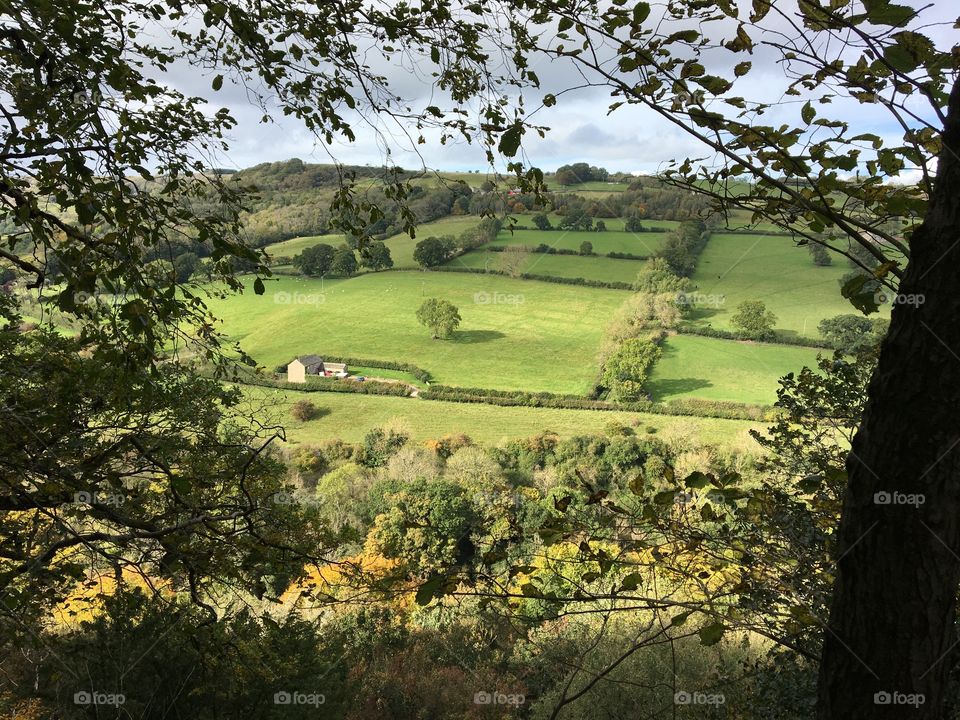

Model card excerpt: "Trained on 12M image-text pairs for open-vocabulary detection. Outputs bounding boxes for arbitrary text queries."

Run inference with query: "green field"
[689,233,874,339]
[240,385,762,448]
[509,215,679,234]
[263,234,345,260]
[262,216,481,270]
[383,215,481,268]
[207,271,628,394]
[549,181,628,192]
[492,227,667,256]
[648,334,823,404]
[449,250,647,285]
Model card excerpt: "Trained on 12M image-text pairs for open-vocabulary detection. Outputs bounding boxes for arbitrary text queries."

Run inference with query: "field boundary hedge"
[214,368,414,397]
[675,324,834,350]
[419,383,777,421]
[430,265,635,290]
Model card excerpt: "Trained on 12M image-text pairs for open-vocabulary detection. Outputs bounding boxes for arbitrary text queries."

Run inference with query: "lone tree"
[731,300,777,340]
[416,298,461,339]
[579,241,594,255]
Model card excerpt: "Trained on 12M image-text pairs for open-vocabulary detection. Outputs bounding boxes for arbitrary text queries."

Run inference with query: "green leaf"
[699,622,726,646]
[415,574,445,605]
[212,74,223,91]
[840,273,881,315]
[684,471,711,490]
[653,490,676,506]
[750,0,771,22]
[619,572,643,591]
[520,582,543,598]
[865,0,914,27]
[633,2,650,24]
[253,277,265,295]
[498,123,523,157]
[798,474,823,493]
[734,61,752,77]
[698,75,732,95]
[883,44,919,73]
[801,101,816,124]
[671,611,691,626]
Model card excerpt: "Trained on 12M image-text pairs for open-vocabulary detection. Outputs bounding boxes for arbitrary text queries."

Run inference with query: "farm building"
[286,355,348,383]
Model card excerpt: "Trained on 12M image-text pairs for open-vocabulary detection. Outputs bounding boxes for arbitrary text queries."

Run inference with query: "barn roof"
[294,354,324,372]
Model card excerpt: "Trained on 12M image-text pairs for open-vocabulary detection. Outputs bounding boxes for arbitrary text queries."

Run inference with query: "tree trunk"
[817,78,960,718]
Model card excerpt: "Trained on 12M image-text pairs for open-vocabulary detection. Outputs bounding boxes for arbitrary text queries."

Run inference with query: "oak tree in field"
[329,247,359,277]
[731,300,778,340]
[413,236,456,268]
[294,243,337,276]
[361,241,394,272]
[416,298,461,339]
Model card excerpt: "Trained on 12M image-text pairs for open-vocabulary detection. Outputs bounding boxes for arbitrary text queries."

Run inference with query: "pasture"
[648,334,824,405]
[493,226,669,255]
[449,250,647,285]
[239,385,762,448]
[688,233,872,339]
[205,271,629,394]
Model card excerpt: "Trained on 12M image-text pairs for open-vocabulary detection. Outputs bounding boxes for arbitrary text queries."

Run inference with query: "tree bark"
[818,78,960,718]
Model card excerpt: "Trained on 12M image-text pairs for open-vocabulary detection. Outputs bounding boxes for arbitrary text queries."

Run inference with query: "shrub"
[290,399,319,421]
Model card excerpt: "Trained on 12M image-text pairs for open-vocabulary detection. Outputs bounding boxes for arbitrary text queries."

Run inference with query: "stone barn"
[286,355,348,383]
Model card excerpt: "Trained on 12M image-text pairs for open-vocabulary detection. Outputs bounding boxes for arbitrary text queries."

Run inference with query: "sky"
[161,0,955,177]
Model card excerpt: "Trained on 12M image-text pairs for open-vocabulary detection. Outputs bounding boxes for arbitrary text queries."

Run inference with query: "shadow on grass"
[647,377,713,399]
[452,330,507,344]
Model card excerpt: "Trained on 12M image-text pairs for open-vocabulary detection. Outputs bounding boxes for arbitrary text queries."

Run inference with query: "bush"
[290,399,320,421]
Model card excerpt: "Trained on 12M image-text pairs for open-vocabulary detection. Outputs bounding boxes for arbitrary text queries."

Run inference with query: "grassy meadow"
[688,233,873,339]
[206,271,629,394]
[648,334,824,405]
[449,250,648,284]
[240,385,762,448]
[493,226,669,255]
